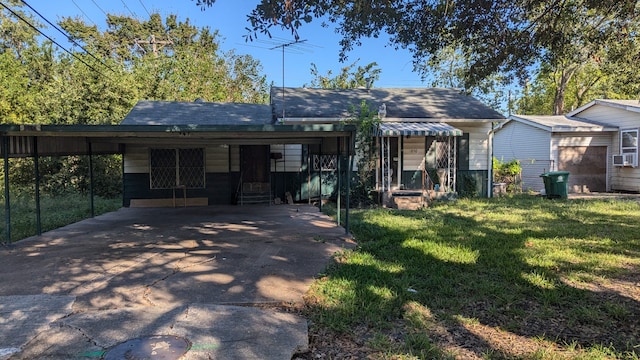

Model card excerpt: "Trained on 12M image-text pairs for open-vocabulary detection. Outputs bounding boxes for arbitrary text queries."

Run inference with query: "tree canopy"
[195,0,639,114]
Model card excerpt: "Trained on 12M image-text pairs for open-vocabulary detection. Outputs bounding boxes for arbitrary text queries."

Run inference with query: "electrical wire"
[119,0,137,18]
[70,0,96,26]
[89,0,107,17]
[0,1,110,80]
[137,0,151,18]
[21,0,116,73]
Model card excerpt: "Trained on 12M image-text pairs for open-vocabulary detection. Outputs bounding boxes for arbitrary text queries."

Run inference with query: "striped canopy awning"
[374,122,463,137]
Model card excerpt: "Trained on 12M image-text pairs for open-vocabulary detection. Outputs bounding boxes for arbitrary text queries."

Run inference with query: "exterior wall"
[456,123,492,171]
[494,121,551,191]
[576,106,640,128]
[270,144,303,172]
[123,144,235,205]
[576,105,640,192]
[401,137,425,189]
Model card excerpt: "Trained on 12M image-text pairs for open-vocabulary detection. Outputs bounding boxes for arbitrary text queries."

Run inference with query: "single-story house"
[2,87,504,216]
[271,87,505,200]
[493,99,640,193]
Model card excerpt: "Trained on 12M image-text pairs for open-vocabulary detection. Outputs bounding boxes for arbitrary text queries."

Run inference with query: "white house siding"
[124,145,230,174]
[493,121,551,191]
[123,145,149,173]
[206,145,229,173]
[270,144,303,172]
[457,123,493,171]
[402,137,425,171]
[576,106,640,129]
[577,104,640,192]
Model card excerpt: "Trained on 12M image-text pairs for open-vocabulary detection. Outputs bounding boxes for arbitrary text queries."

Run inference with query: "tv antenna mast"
[270,39,308,119]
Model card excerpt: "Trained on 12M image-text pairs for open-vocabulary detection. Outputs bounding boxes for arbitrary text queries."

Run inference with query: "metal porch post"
[337,138,341,227]
[3,136,11,244]
[345,134,355,235]
[88,141,95,217]
[34,137,41,235]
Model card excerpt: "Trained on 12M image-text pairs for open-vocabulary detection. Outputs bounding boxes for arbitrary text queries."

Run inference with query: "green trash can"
[540,171,570,198]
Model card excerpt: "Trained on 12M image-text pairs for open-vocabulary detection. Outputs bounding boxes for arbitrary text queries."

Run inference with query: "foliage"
[197,0,639,93]
[306,59,380,89]
[457,173,478,198]
[0,192,121,243]
[311,197,640,358]
[493,157,522,192]
[343,101,381,206]
[1,6,270,197]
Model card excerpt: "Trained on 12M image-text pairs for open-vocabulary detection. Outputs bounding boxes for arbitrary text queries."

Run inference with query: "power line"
[21,0,116,73]
[70,0,96,26]
[137,0,151,18]
[90,0,107,17]
[119,0,137,18]
[0,1,110,80]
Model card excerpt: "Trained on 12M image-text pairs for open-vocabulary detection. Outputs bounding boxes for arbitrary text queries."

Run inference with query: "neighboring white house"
[494,99,640,193]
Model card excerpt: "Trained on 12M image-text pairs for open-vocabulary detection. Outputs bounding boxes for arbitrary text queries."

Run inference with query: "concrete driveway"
[0,205,354,359]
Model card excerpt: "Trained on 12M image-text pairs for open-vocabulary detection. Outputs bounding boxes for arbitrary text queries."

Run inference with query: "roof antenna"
[271,39,308,120]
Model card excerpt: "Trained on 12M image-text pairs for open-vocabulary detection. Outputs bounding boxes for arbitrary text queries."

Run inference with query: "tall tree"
[60,14,269,104]
[195,0,639,99]
[306,60,380,89]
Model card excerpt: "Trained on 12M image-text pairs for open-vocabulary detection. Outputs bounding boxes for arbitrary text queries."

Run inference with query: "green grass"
[0,192,121,242]
[309,195,640,359]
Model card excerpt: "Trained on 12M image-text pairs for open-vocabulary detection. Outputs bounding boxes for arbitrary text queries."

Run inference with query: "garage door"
[558,146,607,193]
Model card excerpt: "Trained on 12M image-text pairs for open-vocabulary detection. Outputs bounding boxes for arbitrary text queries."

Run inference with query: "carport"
[0,122,356,243]
[0,202,355,359]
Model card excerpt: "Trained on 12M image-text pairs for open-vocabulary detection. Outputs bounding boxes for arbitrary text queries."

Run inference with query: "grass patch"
[0,192,121,242]
[307,195,640,359]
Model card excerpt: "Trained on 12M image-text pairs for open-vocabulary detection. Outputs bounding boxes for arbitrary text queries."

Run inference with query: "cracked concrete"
[0,205,354,359]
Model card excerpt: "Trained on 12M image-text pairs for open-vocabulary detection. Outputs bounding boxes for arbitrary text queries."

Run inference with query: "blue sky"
[21,0,427,88]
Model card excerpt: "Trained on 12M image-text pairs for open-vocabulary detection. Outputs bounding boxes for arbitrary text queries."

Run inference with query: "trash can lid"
[546,171,570,175]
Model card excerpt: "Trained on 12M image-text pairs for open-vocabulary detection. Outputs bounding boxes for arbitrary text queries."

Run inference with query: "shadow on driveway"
[0,205,354,359]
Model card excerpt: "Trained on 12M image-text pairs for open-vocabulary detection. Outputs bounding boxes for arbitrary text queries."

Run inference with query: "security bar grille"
[150,148,205,189]
[313,155,337,171]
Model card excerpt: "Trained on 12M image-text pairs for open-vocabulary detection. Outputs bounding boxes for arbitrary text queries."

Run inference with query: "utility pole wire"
[21,0,116,73]
[119,0,137,18]
[135,34,173,57]
[90,0,107,16]
[0,1,110,80]
[138,0,151,18]
[70,0,95,26]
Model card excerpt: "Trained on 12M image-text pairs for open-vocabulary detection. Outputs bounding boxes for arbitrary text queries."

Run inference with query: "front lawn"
[303,196,640,359]
[0,193,121,243]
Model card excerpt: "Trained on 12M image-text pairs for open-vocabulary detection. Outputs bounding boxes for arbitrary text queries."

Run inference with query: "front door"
[240,144,270,197]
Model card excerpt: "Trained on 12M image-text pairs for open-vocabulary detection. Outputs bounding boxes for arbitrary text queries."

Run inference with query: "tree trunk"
[553,64,579,115]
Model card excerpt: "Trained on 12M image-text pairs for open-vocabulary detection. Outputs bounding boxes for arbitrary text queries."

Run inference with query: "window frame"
[149,148,206,189]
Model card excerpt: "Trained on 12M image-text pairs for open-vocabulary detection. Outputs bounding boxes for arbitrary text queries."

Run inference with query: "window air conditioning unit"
[613,153,637,167]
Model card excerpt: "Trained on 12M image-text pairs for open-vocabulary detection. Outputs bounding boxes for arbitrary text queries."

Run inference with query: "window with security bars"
[149,148,205,189]
[313,155,338,171]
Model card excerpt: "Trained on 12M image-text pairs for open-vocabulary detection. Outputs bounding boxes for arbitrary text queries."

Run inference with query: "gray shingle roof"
[504,114,617,132]
[121,100,273,126]
[270,87,505,120]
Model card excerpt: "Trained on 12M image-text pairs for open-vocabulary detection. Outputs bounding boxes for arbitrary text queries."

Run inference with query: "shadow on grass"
[310,196,640,358]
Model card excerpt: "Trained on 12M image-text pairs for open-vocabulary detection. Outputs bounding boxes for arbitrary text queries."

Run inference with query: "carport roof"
[0,123,355,157]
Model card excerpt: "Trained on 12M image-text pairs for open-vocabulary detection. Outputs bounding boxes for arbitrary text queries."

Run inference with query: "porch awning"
[375,122,463,137]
